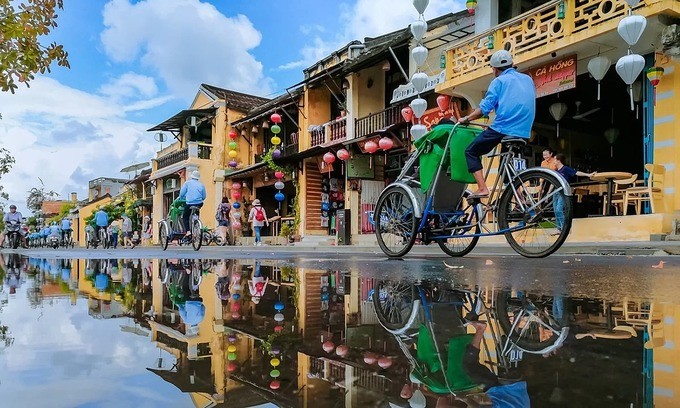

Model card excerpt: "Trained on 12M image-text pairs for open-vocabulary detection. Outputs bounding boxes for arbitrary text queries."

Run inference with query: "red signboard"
[420,106,455,130]
[526,54,577,98]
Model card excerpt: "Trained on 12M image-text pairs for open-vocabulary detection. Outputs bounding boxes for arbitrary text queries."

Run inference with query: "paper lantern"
[604,128,620,158]
[274,312,284,322]
[232,190,242,200]
[549,103,568,138]
[231,311,241,319]
[412,46,428,68]
[228,345,237,353]
[229,150,238,159]
[379,137,394,151]
[270,369,281,378]
[274,301,285,311]
[401,384,413,399]
[275,192,285,202]
[410,124,428,140]
[232,202,241,209]
[271,125,281,135]
[323,152,336,164]
[228,141,238,150]
[412,0,429,14]
[229,160,238,168]
[231,302,241,312]
[363,352,378,365]
[270,380,280,390]
[616,54,645,110]
[336,345,349,357]
[322,341,335,353]
[646,66,664,105]
[232,293,240,300]
[274,181,285,190]
[626,0,641,6]
[401,106,414,122]
[272,149,282,159]
[274,325,284,333]
[271,346,281,355]
[411,73,428,93]
[262,119,269,129]
[251,125,258,133]
[364,140,379,154]
[270,358,281,367]
[378,356,393,369]
[228,362,237,372]
[587,56,610,101]
[436,94,450,112]
[618,15,647,46]
[232,221,242,229]
[232,182,241,190]
[337,149,350,161]
[232,282,242,291]
[271,136,281,146]
[228,334,237,343]
[228,352,237,361]
[466,0,477,14]
[410,98,427,119]
[409,390,427,408]
[270,113,282,124]
[410,20,428,42]
[229,130,238,140]
[232,212,241,219]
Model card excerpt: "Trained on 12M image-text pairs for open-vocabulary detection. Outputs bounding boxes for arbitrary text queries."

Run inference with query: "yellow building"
[74,194,112,247]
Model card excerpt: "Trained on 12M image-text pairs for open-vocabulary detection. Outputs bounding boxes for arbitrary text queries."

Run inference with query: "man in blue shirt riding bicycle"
[458,50,536,198]
[94,206,109,242]
[178,170,207,238]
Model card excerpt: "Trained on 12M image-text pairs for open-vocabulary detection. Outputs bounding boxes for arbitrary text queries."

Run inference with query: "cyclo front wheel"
[374,185,419,258]
[497,170,572,258]
[191,216,203,251]
[159,221,170,251]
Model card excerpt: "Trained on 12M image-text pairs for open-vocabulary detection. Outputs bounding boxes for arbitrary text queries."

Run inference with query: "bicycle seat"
[189,205,201,210]
[501,137,527,146]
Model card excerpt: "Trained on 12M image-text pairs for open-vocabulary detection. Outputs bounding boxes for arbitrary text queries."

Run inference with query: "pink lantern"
[400,384,413,399]
[323,152,336,164]
[270,380,281,390]
[231,312,241,319]
[228,362,237,373]
[363,352,378,365]
[231,302,241,312]
[336,345,349,357]
[401,106,414,122]
[274,325,284,333]
[232,221,242,229]
[322,341,335,353]
[379,137,394,151]
[231,182,241,190]
[274,171,285,179]
[436,94,451,112]
[232,190,242,200]
[270,113,282,124]
[229,130,238,140]
[337,149,350,161]
[378,356,392,369]
[364,140,379,154]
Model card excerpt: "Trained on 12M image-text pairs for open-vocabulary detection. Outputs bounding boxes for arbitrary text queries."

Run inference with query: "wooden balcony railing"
[157,147,188,169]
[354,105,403,139]
[310,117,347,147]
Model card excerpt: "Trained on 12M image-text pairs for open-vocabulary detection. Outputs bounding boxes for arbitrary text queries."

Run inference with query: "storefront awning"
[344,121,408,147]
[274,146,325,165]
[224,162,267,180]
[147,108,216,132]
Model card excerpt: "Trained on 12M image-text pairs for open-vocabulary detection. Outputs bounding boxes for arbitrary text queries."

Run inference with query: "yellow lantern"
[228,345,237,353]
[229,150,238,159]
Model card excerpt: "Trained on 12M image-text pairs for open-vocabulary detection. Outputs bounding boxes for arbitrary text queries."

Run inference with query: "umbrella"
[120,162,150,174]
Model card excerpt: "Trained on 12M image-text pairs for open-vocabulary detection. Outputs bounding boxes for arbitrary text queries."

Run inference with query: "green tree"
[26,177,58,213]
[0,0,70,93]
[0,147,15,211]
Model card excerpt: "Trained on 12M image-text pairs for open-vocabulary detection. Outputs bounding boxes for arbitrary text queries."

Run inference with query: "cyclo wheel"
[191,217,203,251]
[374,185,419,258]
[372,280,416,331]
[159,221,170,251]
[497,170,572,258]
[495,290,569,352]
[438,194,481,257]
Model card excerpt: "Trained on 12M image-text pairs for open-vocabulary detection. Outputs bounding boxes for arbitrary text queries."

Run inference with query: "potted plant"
[280,223,294,243]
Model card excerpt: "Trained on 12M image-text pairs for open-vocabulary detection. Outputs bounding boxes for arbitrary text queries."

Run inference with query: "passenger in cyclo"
[457,50,536,199]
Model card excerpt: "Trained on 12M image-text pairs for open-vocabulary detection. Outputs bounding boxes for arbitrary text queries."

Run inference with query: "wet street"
[0,251,678,407]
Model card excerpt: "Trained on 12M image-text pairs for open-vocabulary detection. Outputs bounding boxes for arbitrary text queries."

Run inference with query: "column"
[474,0,499,35]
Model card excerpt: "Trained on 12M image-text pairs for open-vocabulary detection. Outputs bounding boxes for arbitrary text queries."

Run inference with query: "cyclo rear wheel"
[374,185,419,258]
[191,213,203,251]
[372,280,416,331]
[497,170,572,258]
[159,221,170,251]
[437,193,481,257]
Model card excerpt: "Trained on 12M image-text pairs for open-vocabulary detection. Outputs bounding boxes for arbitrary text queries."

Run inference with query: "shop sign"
[420,106,455,130]
[526,55,577,98]
[390,70,446,104]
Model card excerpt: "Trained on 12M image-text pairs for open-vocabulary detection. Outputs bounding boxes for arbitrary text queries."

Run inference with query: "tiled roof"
[200,84,270,112]
[41,200,69,216]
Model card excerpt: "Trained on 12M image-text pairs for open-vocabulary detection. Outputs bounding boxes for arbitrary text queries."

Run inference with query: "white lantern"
[410,98,428,119]
[410,72,428,93]
[410,124,428,140]
[626,0,641,7]
[408,389,427,408]
[410,20,428,42]
[274,313,284,322]
[604,128,620,157]
[232,211,241,219]
[274,181,285,190]
[549,102,568,138]
[618,15,647,46]
[412,0,429,15]
[587,56,611,100]
[412,46,428,69]
[616,54,645,110]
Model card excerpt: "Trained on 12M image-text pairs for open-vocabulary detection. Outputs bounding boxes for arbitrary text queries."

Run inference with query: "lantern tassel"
[629,85,635,111]
[597,82,601,101]
[556,122,560,139]
[611,145,614,158]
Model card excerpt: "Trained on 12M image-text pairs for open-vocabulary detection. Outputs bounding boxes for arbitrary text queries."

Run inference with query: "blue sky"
[0,0,463,214]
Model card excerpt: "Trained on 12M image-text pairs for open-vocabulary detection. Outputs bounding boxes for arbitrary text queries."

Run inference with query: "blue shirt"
[49,225,60,235]
[487,381,530,408]
[178,179,207,205]
[61,219,72,230]
[557,165,577,184]
[94,210,109,227]
[479,68,536,138]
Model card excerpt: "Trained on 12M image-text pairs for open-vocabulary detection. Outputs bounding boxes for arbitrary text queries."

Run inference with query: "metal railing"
[157,147,188,169]
[354,106,403,139]
[310,117,347,147]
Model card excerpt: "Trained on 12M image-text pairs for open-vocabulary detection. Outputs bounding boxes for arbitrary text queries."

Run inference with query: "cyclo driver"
[177,170,206,239]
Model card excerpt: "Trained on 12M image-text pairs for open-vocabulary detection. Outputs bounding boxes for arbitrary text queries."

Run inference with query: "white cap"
[490,50,513,68]
[190,170,200,180]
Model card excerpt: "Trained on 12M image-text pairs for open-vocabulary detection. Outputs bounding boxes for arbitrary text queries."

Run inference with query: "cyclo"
[158,199,203,251]
[373,123,573,258]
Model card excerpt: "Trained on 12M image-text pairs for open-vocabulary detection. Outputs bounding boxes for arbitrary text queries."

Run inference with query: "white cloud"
[99,72,159,100]
[100,0,274,97]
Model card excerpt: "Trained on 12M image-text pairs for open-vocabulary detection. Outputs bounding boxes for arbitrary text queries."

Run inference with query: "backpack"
[255,207,265,222]
[216,204,230,221]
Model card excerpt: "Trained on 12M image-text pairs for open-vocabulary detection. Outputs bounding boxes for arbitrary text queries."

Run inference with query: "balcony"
[354,106,404,139]
[440,0,665,90]
[156,142,212,170]
[310,117,347,147]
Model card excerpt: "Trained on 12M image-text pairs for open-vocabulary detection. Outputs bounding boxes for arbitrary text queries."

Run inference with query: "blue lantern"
[321,202,330,211]
[272,149,282,159]
[233,293,240,300]
[321,292,330,301]
[275,192,285,202]
[233,202,241,209]
[274,301,284,311]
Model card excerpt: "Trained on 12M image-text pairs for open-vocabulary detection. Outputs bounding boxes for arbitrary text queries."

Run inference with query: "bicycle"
[158,200,203,251]
[201,227,227,247]
[62,230,74,248]
[373,122,572,258]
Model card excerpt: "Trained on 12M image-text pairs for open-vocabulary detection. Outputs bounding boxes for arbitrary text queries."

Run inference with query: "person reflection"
[248,260,268,305]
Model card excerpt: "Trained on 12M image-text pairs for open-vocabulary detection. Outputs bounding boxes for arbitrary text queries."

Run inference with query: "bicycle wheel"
[100,230,110,249]
[374,185,419,258]
[495,291,569,352]
[201,231,211,247]
[372,280,416,331]
[498,170,572,258]
[159,221,170,251]
[192,219,203,251]
[438,197,481,257]
[214,235,225,246]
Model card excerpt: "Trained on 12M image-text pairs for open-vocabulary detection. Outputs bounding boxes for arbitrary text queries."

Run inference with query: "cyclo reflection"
[373,279,568,407]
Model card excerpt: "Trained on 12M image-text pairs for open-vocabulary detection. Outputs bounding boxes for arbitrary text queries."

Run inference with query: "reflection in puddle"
[0,254,676,407]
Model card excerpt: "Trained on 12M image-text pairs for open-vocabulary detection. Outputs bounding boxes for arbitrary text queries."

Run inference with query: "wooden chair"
[602,174,638,215]
[623,164,665,215]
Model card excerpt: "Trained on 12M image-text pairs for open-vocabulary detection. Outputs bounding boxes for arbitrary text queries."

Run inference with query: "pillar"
[474,0,499,35]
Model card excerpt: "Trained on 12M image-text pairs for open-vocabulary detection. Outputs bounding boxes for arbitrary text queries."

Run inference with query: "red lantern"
[336,345,349,357]
[231,182,241,190]
[322,341,335,353]
[364,140,378,154]
[270,113,282,124]
[364,352,378,365]
[336,149,350,161]
[270,380,281,390]
[274,325,284,333]
[229,130,238,140]
[231,302,241,312]
[436,95,451,112]
[400,384,413,399]
[274,171,285,179]
[401,106,414,123]
[378,356,393,369]
[232,190,242,200]
[323,152,336,164]
[378,137,394,151]
[228,362,237,373]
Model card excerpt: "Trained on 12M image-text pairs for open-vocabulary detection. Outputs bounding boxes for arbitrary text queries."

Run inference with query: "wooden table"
[590,172,633,216]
